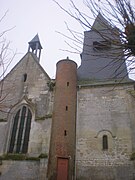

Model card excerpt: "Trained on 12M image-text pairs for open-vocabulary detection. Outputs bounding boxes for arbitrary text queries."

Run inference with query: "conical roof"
[28,34,42,49]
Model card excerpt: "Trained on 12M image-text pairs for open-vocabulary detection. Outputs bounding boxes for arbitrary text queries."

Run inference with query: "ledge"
[35,114,52,121]
[0,119,7,122]
[77,78,134,88]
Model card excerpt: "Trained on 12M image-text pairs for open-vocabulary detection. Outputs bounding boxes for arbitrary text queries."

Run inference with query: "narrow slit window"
[103,135,108,150]
[64,130,67,136]
[93,40,111,50]
[66,106,68,111]
[67,82,69,86]
[23,73,27,82]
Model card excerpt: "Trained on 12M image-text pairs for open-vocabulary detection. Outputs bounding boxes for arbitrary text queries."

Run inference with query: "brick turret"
[48,59,77,180]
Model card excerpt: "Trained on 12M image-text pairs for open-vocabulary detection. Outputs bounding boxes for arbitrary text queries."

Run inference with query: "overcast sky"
[1,0,135,79]
[1,0,88,78]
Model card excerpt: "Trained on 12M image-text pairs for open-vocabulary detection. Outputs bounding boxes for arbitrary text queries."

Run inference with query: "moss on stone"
[25,157,40,161]
[47,81,55,91]
[35,114,52,120]
[0,154,40,161]
[38,153,48,158]
[0,118,6,122]
[130,152,135,160]
[78,79,97,85]
[127,90,135,98]
[2,154,26,160]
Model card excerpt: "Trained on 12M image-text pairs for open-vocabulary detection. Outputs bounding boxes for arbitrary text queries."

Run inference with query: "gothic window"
[8,105,32,154]
[102,135,108,150]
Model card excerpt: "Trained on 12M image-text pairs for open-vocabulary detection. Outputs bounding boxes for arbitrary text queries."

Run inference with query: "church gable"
[0,45,53,158]
[0,51,51,118]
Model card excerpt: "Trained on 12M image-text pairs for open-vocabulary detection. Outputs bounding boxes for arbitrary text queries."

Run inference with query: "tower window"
[23,73,27,82]
[8,105,32,154]
[64,130,67,136]
[67,82,69,86]
[103,135,108,150]
[66,106,68,111]
[93,40,111,50]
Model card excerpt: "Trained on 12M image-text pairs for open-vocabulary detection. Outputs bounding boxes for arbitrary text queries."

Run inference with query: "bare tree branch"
[53,0,135,79]
[0,12,17,113]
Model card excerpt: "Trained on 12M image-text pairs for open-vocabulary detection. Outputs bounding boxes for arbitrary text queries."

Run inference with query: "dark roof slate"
[77,13,129,81]
[28,34,43,49]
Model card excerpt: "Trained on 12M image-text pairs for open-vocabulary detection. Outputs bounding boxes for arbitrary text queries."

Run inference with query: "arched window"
[103,135,108,150]
[8,105,32,154]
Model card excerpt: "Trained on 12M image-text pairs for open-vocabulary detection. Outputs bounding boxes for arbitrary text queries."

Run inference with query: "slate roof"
[28,34,43,49]
[3,52,50,81]
[92,13,112,30]
[77,13,129,81]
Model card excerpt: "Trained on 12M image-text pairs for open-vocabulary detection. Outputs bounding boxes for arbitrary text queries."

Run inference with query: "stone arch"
[95,129,115,151]
[95,129,115,138]
[5,96,35,153]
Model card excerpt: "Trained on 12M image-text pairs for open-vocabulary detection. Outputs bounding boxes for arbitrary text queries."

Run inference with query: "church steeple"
[92,13,112,31]
[77,13,129,80]
[28,34,42,62]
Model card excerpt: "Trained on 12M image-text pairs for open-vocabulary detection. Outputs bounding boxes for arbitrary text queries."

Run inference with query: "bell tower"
[28,34,42,62]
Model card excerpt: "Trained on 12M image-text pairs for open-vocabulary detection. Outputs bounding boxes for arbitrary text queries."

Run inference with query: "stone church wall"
[0,159,48,180]
[76,163,135,180]
[0,52,53,156]
[28,118,52,156]
[76,82,135,179]
[0,123,7,155]
[0,53,52,118]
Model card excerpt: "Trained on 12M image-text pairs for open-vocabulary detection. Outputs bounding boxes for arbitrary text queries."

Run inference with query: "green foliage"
[35,114,52,121]
[126,26,135,56]
[0,154,40,161]
[38,153,48,158]
[45,114,52,118]
[0,153,48,161]
[35,116,46,120]
[47,81,55,91]
[0,118,6,122]
[25,157,40,161]
[128,90,135,98]
[78,79,97,85]
[130,152,135,160]
[2,154,26,160]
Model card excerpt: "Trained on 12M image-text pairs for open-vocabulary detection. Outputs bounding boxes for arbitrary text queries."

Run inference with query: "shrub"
[38,153,48,158]
[130,152,135,160]
[2,154,26,160]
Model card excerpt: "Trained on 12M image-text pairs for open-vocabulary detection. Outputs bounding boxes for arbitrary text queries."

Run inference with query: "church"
[0,13,135,180]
